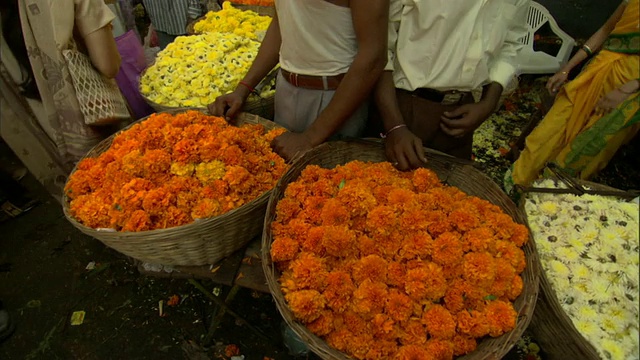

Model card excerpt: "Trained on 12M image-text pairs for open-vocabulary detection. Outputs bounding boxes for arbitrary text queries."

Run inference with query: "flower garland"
[524,179,640,360]
[193,2,272,40]
[65,111,287,231]
[270,161,529,359]
[140,33,275,108]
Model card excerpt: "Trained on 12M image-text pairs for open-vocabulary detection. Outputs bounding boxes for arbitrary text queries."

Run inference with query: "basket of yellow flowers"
[187,1,272,40]
[140,33,276,119]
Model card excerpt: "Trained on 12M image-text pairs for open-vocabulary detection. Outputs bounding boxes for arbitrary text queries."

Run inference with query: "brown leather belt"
[412,88,469,106]
[280,69,345,90]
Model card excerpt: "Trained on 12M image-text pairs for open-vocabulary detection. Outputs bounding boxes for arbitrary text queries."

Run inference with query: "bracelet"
[380,124,407,139]
[582,44,593,56]
[238,81,255,93]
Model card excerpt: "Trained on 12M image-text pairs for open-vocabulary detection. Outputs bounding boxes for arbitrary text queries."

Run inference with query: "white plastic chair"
[516,2,575,74]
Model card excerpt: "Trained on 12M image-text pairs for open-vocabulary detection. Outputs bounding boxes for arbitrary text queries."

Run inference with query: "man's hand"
[207,89,247,122]
[384,127,427,170]
[270,132,314,162]
[440,101,494,138]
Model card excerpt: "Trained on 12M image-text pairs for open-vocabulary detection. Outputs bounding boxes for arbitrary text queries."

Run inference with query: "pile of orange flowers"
[230,0,274,6]
[270,161,529,360]
[65,111,287,231]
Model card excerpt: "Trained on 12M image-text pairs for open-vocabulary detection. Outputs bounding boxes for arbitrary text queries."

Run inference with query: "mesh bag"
[62,47,131,126]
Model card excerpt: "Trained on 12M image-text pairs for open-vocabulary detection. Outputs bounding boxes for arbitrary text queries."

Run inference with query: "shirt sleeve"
[75,0,117,37]
[488,0,530,89]
[188,0,204,20]
[384,0,402,71]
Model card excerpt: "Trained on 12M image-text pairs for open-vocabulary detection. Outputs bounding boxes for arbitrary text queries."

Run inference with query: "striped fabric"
[142,0,204,35]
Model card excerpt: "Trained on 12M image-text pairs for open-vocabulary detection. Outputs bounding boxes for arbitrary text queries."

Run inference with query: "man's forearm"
[237,18,281,91]
[480,81,504,111]
[374,71,405,132]
[302,50,386,145]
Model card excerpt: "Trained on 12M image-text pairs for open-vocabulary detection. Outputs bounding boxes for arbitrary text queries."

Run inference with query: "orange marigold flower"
[398,233,433,261]
[485,212,517,240]
[452,334,477,356]
[399,208,430,232]
[156,206,191,229]
[352,279,388,319]
[425,187,455,212]
[270,236,299,263]
[301,226,325,256]
[422,305,456,340]
[335,311,369,336]
[494,240,526,274]
[346,333,375,360]
[70,195,112,229]
[405,262,447,301]
[310,178,338,198]
[325,328,353,352]
[484,300,517,337]
[307,310,334,337]
[172,138,200,164]
[395,345,433,360]
[320,198,350,226]
[285,289,326,323]
[122,209,152,232]
[275,197,301,224]
[191,198,221,219]
[443,280,470,314]
[336,181,378,217]
[120,149,144,177]
[399,319,428,346]
[509,223,529,247]
[221,145,244,166]
[387,188,416,209]
[289,252,328,291]
[506,275,523,301]
[356,234,378,257]
[456,310,490,338]
[462,252,497,289]
[281,218,312,243]
[412,167,442,193]
[461,227,496,253]
[365,205,397,236]
[387,261,407,289]
[322,225,357,258]
[142,188,175,216]
[371,313,396,339]
[385,289,414,323]
[432,232,463,266]
[352,255,388,285]
[299,196,325,225]
[448,207,480,233]
[424,339,454,360]
[364,340,399,360]
[142,149,172,178]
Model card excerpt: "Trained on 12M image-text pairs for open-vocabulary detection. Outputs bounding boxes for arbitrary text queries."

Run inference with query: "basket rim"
[62,109,283,236]
[261,140,541,359]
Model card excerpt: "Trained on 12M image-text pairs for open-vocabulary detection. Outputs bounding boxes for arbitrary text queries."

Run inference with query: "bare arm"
[548,1,628,92]
[83,24,121,79]
[232,13,282,99]
[302,0,389,146]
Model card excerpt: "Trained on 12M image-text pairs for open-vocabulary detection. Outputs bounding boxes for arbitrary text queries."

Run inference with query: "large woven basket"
[139,64,275,120]
[63,109,282,266]
[261,140,541,360]
[522,179,634,360]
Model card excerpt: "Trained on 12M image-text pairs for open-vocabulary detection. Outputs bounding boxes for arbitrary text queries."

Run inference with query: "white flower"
[573,319,600,339]
[600,338,626,360]
[588,277,616,303]
[567,237,588,254]
[539,201,559,216]
[549,260,571,279]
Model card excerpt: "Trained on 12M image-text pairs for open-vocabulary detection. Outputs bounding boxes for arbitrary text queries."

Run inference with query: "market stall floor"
[1,75,639,360]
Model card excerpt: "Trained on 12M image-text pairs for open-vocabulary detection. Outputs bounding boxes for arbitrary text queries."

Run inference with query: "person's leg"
[0,169,38,219]
[0,301,15,343]
[154,30,177,50]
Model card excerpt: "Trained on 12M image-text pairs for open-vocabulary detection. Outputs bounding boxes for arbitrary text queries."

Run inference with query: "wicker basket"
[140,64,275,120]
[261,140,541,360]
[522,179,630,360]
[63,109,282,266]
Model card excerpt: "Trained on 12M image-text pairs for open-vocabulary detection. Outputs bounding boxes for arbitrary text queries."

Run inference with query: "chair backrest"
[518,2,562,48]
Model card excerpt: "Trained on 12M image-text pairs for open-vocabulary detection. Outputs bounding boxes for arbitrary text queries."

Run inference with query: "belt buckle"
[442,91,462,106]
[288,72,299,87]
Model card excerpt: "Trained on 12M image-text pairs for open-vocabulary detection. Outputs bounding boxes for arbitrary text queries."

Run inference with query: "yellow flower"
[195,161,226,184]
[170,163,195,177]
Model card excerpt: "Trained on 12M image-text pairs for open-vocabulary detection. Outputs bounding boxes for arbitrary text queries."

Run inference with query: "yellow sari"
[511,0,640,186]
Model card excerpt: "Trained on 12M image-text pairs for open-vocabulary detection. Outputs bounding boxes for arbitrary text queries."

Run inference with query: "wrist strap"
[239,81,256,94]
[380,124,407,139]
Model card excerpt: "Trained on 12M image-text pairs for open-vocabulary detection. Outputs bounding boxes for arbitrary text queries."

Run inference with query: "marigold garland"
[271,161,528,359]
[66,111,287,231]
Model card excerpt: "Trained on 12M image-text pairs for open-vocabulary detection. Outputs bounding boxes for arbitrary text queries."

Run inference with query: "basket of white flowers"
[519,174,639,360]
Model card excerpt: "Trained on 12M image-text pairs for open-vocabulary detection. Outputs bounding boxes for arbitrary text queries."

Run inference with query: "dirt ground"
[1,75,638,360]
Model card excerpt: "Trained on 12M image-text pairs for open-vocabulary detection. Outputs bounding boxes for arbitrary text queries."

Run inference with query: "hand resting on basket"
[208,87,250,122]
